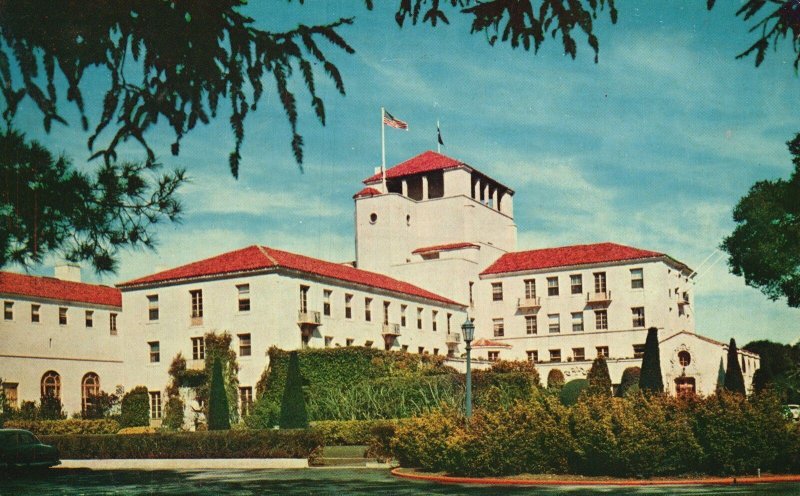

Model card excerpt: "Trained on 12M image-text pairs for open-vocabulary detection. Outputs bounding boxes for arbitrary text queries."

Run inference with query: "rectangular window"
[492,282,503,301]
[149,391,162,419]
[527,350,538,363]
[573,347,586,361]
[239,387,253,417]
[632,307,645,327]
[364,298,372,322]
[110,313,118,335]
[190,289,203,320]
[323,290,332,316]
[547,277,559,296]
[447,313,452,333]
[345,294,353,319]
[548,313,560,334]
[238,333,251,357]
[383,301,390,325]
[346,338,354,346]
[3,301,12,320]
[417,307,423,330]
[418,346,425,354]
[488,351,500,362]
[524,279,536,299]
[147,295,159,321]
[469,281,474,306]
[630,268,644,289]
[570,274,583,294]
[493,318,504,337]
[401,345,409,352]
[237,284,251,312]
[433,348,439,356]
[596,346,609,358]
[571,312,584,332]
[324,336,333,348]
[365,340,374,348]
[595,309,608,330]
[149,341,160,363]
[549,349,561,362]
[432,310,438,332]
[525,315,538,335]
[299,285,309,314]
[192,337,205,360]
[594,272,607,293]
[85,310,93,328]
[400,305,407,327]
[2,383,18,408]
[633,344,646,358]
[31,304,40,323]
[59,307,68,326]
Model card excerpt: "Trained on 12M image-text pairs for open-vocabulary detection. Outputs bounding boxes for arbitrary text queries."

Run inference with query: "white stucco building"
[0,150,760,418]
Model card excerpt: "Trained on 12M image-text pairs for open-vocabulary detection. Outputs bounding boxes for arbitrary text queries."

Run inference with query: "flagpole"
[437,119,440,153]
[381,107,387,193]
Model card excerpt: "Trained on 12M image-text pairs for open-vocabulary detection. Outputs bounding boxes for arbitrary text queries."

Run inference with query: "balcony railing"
[382,323,401,336]
[586,290,612,305]
[446,332,461,344]
[297,310,322,325]
[517,296,541,311]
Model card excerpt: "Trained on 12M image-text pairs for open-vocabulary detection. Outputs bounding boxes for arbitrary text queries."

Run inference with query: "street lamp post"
[461,314,475,418]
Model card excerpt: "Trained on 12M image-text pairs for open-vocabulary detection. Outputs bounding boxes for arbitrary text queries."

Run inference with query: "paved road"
[2,468,800,495]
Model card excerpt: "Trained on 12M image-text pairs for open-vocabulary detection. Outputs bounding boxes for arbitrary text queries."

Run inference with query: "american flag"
[383,110,409,130]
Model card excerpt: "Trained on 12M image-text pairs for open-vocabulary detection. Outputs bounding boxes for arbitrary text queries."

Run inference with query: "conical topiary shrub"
[716,357,726,392]
[279,350,308,429]
[208,357,231,430]
[586,356,612,397]
[724,338,746,395]
[639,327,664,394]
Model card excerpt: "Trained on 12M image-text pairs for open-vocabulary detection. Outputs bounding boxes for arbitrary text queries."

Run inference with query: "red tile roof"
[353,187,382,199]
[481,242,681,276]
[472,338,512,348]
[363,151,464,184]
[118,245,464,307]
[412,242,480,255]
[0,271,121,308]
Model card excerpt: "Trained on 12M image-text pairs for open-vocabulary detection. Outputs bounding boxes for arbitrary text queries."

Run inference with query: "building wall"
[0,296,124,415]
[120,270,467,415]
[471,260,696,379]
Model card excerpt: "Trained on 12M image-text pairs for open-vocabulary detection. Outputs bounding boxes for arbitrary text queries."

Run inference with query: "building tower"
[354,151,517,304]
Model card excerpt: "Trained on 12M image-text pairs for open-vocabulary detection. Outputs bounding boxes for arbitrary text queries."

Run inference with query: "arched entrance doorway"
[675,376,696,397]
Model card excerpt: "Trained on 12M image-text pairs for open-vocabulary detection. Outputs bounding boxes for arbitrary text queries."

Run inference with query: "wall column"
[422,175,429,201]
[402,179,408,197]
[483,183,490,205]
[473,178,481,200]
[492,188,499,210]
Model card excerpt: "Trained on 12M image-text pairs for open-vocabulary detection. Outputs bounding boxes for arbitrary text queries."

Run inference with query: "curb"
[391,468,800,486]
[56,458,309,470]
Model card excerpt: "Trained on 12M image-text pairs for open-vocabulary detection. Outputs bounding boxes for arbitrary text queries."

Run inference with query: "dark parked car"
[0,429,60,469]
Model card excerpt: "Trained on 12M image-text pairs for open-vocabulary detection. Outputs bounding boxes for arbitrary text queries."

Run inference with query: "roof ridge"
[256,245,280,267]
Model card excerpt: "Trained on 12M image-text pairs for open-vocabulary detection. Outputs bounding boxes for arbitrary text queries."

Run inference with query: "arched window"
[82,372,100,415]
[41,371,61,398]
[678,351,691,367]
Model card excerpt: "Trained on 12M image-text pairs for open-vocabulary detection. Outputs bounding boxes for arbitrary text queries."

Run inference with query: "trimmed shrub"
[639,327,664,394]
[208,357,231,430]
[547,369,565,390]
[724,338,746,395]
[196,332,240,423]
[488,360,541,385]
[559,379,588,406]
[391,407,464,471]
[280,351,308,429]
[310,419,402,445]
[38,393,65,420]
[4,419,120,435]
[163,396,185,431]
[617,367,640,397]
[117,426,157,434]
[40,430,323,459]
[585,356,612,397]
[120,386,150,428]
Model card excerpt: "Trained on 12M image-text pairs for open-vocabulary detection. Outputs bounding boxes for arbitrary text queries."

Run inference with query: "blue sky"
[10,1,800,345]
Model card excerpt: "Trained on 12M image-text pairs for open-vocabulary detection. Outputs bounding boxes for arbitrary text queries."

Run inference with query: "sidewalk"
[57,458,309,470]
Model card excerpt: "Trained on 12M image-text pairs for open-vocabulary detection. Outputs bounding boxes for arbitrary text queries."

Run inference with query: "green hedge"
[40,430,323,459]
[5,419,120,435]
[310,419,403,445]
[391,391,797,477]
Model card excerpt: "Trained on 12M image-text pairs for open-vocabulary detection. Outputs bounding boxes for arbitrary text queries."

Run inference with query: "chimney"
[54,263,81,283]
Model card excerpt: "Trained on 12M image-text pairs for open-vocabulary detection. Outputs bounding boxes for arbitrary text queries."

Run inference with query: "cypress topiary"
[280,351,308,429]
[120,386,150,427]
[617,367,641,397]
[208,357,231,430]
[639,327,664,394]
[585,356,612,397]
[716,357,726,392]
[724,338,746,395]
